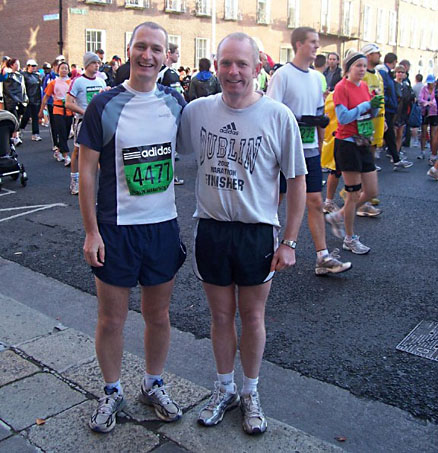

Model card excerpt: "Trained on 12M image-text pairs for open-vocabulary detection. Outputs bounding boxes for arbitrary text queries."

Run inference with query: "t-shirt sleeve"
[77,96,103,152]
[266,71,285,103]
[44,80,55,97]
[333,82,348,107]
[278,108,307,179]
[176,105,193,155]
[68,78,79,97]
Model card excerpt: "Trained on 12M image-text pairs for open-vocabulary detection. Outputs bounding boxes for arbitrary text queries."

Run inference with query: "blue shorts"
[92,219,186,288]
[305,155,323,193]
[193,218,277,286]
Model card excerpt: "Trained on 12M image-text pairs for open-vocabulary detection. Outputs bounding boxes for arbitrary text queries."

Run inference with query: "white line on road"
[0,203,67,223]
[0,188,16,197]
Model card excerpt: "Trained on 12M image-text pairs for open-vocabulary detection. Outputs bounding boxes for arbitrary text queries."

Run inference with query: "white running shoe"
[427,167,438,180]
[64,155,71,167]
[31,134,42,141]
[70,178,79,195]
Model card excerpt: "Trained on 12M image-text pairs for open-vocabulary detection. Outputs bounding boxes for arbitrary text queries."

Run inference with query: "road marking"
[0,203,67,223]
[0,188,16,197]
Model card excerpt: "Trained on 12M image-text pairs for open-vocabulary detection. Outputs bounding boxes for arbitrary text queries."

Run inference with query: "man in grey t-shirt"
[178,32,307,435]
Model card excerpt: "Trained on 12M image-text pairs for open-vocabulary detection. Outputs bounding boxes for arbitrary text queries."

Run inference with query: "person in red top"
[327,51,384,255]
[39,61,73,166]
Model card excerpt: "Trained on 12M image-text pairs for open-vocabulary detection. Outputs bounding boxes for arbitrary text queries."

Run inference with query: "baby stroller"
[0,110,28,190]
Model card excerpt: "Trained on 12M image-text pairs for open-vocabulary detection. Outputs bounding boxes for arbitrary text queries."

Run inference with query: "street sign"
[70,8,88,15]
[43,13,60,21]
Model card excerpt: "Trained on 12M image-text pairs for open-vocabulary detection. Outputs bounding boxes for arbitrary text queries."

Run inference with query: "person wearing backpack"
[188,58,221,101]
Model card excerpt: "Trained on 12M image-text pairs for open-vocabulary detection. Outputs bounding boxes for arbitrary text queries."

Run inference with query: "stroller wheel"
[11,174,19,181]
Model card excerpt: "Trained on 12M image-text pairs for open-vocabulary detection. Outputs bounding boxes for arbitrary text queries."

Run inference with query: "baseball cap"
[361,43,381,56]
[426,74,435,84]
[83,51,100,68]
[26,59,37,66]
[55,55,65,61]
[42,62,52,69]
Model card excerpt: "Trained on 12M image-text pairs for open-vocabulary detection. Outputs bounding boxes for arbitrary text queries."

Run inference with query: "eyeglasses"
[396,71,405,74]
[31,65,37,67]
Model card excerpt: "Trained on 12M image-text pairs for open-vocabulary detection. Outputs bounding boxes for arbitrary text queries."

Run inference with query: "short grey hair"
[216,32,260,67]
[128,22,168,51]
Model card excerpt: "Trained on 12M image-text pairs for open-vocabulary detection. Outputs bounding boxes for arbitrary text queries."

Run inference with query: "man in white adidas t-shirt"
[78,22,186,434]
[267,27,351,276]
[178,32,307,435]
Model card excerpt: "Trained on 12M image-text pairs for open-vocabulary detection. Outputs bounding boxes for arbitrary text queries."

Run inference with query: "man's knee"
[306,192,323,211]
[97,314,125,334]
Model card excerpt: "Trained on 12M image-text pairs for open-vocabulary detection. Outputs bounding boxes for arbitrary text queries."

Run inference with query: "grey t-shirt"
[177,93,307,226]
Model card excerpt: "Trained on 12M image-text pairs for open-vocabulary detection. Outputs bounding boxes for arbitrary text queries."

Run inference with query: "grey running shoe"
[240,391,267,435]
[198,382,240,426]
[89,387,125,433]
[174,176,184,185]
[417,151,425,159]
[428,157,437,166]
[393,159,413,170]
[70,178,79,195]
[427,167,438,180]
[315,249,352,276]
[356,202,382,217]
[139,379,182,422]
[322,200,340,214]
[343,235,370,255]
[325,212,345,239]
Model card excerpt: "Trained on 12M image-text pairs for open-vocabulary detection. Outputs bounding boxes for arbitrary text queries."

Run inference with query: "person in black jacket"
[115,59,130,85]
[323,52,342,91]
[188,58,221,101]
[20,59,42,141]
[2,58,27,145]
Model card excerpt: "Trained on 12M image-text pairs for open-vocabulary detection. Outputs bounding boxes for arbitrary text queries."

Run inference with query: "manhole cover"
[396,321,438,361]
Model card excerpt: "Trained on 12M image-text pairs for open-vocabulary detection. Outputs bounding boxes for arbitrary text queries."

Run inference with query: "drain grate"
[396,320,438,361]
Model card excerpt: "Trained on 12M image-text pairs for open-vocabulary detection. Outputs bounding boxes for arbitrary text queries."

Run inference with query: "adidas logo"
[219,122,239,135]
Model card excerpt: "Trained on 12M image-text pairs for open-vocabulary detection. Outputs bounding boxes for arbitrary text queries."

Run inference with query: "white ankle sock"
[241,375,258,396]
[105,379,123,395]
[316,249,329,259]
[144,372,162,389]
[217,371,235,393]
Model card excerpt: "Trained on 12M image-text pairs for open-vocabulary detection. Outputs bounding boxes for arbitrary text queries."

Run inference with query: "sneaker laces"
[323,248,343,265]
[242,392,263,418]
[147,383,173,406]
[96,394,119,416]
[205,382,229,410]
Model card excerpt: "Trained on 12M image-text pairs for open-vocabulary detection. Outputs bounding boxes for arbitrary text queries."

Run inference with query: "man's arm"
[65,93,85,116]
[78,145,104,267]
[270,174,306,271]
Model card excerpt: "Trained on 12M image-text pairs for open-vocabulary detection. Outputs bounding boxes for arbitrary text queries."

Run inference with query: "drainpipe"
[211,0,216,59]
[58,0,63,55]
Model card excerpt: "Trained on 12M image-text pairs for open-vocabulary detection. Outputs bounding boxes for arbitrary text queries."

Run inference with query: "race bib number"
[299,125,315,144]
[86,86,101,104]
[122,142,173,196]
[357,114,374,138]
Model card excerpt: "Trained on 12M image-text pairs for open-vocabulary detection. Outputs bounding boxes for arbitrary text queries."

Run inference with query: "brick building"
[1,0,438,76]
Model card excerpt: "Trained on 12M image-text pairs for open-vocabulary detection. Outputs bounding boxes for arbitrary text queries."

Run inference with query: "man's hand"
[83,232,105,267]
[270,244,296,271]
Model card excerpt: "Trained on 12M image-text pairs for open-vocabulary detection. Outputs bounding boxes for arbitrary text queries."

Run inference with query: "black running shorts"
[193,218,277,286]
[334,138,376,173]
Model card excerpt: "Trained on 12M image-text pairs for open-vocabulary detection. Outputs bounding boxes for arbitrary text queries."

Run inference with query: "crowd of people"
[0,21,436,439]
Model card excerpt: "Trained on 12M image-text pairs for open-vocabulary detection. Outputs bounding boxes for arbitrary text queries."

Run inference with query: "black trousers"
[53,114,73,154]
[47,104,59,147]
[19,103,40,134]
[384,112,400,163]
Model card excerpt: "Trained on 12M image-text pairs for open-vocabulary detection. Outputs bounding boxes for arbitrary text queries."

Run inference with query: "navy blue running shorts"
[305,155,323,193]
[193,218,278,287]
[92,219,186,288]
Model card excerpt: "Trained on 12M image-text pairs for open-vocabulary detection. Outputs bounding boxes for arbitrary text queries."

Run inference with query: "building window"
[224,0,239,20]
[388,10,397,45]
[85,0,111,4]
[399,17,408,47]
[256,0,271,25]
[287,0,299,28]
[125,32,132,61]
[362,5,372,41]
[165,0,185,13]
[86,29,105,53]
[376,8,385,44]
[342,0,353,36]
[196,0,211,15]
[195,37,209,67]
[125,0,149,7]
[280,46,293,64]
[169,35,182,66]
[320,0,330,31]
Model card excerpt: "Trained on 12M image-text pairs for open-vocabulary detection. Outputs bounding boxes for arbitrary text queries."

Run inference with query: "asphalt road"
[1,127,437,424]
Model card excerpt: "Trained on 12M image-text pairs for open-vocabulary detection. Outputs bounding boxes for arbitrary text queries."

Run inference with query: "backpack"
[408,101,422,128]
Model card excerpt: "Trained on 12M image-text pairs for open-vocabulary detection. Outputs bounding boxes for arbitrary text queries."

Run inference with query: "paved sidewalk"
[0,295,343,453]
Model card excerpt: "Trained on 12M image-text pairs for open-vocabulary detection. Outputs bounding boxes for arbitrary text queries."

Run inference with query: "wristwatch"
[280,239,297,249]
